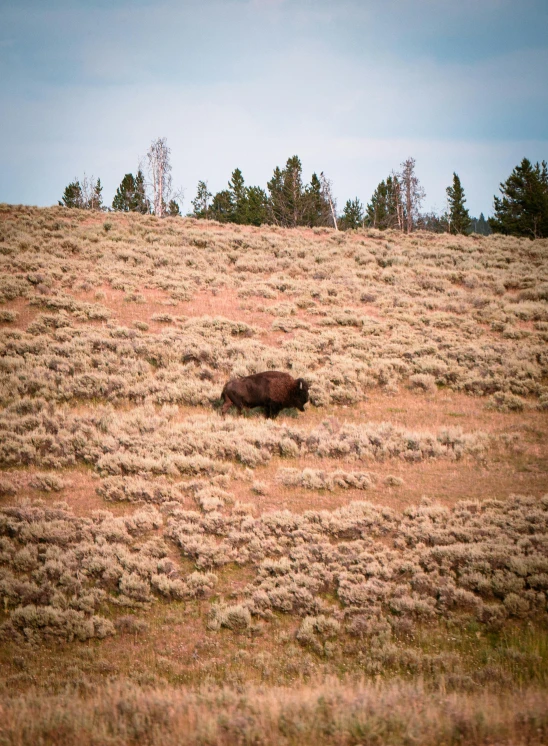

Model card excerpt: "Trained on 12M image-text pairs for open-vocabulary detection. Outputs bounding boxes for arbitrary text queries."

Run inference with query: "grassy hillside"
[1,204,547,744]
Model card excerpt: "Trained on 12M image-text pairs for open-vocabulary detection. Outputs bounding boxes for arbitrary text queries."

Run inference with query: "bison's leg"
[221,397,234,416]
[266,401,282,419]
[221,391,242,415]
[221,390,246,416]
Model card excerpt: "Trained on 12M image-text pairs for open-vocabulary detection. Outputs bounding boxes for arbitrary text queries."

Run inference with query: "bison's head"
[295,378,310,411]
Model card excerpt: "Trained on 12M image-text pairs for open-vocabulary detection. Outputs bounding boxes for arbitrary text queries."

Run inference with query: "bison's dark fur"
[220,371,309,418]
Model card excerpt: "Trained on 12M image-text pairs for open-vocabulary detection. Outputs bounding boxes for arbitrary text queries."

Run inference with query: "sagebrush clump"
[163,494,548,638]
[0,501,218,641]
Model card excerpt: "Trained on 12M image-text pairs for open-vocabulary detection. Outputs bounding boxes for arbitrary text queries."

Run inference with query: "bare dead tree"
[79,174,102,210]
[171,186,185,215]
[320,172,339,231]
[389,173,405,232]
[146,137,173,217]
[445,197,452,234]
[80,174,94,208]
[398,158,425,233]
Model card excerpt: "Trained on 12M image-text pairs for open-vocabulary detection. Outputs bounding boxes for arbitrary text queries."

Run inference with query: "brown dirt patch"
[297,389,547,438]
[179,289,275,331]
[233,447,547,515]
[0,467,134,517]
[73,285,185,333]
[73,284,293,345]
[1,297,41,331]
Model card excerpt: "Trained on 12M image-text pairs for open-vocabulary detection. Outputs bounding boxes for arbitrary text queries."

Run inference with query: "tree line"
[190,158,339,230]
[59,139,548,238]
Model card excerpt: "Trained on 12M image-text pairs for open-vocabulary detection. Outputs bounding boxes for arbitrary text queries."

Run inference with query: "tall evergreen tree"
[283,155,303,228]
[191,180,213,219]
[112,171,149,213]
[133,170,149,213]
[210,190,234,223]
[267,166,285,226]
[282,156,304,227]
[489,158,548,238]
[112,174,136,212]
[267,156,305,227]
[366,179,388,228]
[228,168,247,224]
[366,176,403,230]
[340,198,364,230]
[303,172,328,227]
[245,186,269,226]
[59,180,83,208]
[91,178,103,210]
[446,173,471,234]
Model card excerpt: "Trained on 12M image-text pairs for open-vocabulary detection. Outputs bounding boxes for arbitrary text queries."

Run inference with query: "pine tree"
[267,166,285,226]
[303,173,327,227]
[245,186,269,226]
[489,158,548,238]
[366,179,388,228]
[112,174,136,212]
[366,176,405,230]
[446,173,471,234]
[191,181,213,219]
[59,180,83,208]
[112,172,149,213]
[167,200,180,216]
[341,198,364,230]
[228,168,247,224]
[282,156,304,227]
[267,157,305,227]
[91,178,103,210]
[210,190,234,223]
[133,170,149,213]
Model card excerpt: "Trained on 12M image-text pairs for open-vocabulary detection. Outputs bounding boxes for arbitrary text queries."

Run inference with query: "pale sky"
[1,0,547,217]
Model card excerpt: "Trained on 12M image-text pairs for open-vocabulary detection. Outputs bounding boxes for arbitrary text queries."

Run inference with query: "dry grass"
[1,678,547,746]
[1,204,547,743]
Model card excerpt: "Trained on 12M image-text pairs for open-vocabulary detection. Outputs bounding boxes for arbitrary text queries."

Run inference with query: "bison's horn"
[299,380,303,389]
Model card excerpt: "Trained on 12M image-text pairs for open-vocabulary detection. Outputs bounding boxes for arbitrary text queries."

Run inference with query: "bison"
[220,371,309,418]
